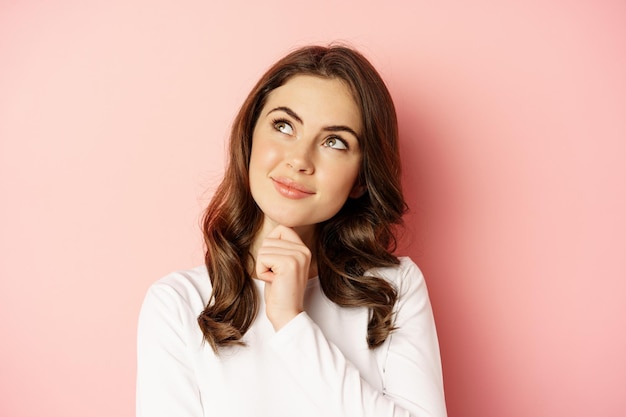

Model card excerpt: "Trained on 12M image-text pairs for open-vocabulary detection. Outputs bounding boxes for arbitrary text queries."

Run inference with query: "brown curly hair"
[198,44,407,353]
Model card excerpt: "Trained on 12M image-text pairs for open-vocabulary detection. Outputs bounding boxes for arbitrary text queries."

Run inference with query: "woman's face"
[249,75,363,234]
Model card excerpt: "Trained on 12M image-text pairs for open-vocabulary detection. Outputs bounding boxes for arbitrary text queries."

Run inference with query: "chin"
[275,219,314,229]
[264,213,317,229]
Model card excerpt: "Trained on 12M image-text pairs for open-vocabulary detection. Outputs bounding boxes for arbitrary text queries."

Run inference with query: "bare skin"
[254,225,312,331]
[248,75,364,331]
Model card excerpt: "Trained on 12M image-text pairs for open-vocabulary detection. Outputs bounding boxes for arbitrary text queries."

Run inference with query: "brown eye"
[324,136,348,150]
[274,120,294,135]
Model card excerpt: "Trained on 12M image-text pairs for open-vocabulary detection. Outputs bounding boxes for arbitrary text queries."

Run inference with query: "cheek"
[250,125,267,165]
[249,139,276,171]
[324,160,361,196]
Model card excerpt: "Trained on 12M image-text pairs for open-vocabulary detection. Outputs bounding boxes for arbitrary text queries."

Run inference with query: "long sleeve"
[136,282,204,417]
[266,259,447,417]
[136,260,445,417]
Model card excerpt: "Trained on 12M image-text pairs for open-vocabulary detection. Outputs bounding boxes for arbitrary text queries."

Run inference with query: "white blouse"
[136,257,447,417]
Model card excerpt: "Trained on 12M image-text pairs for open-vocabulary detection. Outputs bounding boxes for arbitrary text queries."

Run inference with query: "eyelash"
[272,118,293,134]
[324,136,349,151]
[271,118,350,151]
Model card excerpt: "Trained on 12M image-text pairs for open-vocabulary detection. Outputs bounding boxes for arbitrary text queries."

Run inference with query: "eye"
[273,119,294,135]
[323,136,348,150]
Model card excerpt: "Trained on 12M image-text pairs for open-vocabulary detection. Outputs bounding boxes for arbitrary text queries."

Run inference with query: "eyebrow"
[266,106,360,140]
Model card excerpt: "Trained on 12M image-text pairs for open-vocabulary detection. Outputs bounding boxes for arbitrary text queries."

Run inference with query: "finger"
[258,238,300,249]
[255,256,276,282]
[255,252,299,279]
[258,240,310,256]
[258,236,311,264]
[266,225,304,244]
[256,252,307,278]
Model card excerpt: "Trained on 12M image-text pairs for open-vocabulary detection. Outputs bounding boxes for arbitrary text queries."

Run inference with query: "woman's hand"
[255,225,311,331]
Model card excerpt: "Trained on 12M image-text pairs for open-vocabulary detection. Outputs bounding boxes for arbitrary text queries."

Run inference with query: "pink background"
[1,1,625,416]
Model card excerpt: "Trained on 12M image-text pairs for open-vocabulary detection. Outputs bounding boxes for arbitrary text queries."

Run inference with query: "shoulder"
[142,266,212,317]
[369,257,430,308]
[369,256,425,289]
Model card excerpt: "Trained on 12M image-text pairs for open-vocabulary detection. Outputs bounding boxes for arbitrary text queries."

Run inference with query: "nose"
[286,141,314,174]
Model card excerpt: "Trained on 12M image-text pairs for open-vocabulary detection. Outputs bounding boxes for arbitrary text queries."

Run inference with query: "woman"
[137,44,447,417]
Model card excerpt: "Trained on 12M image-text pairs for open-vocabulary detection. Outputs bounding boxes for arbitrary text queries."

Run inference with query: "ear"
[349,183,367,199]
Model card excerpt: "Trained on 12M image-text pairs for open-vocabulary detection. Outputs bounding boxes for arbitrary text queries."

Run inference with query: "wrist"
[267,308,302,331]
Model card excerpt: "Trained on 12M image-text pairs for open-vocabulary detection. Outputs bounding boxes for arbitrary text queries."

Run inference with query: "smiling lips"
[271,177,315,199]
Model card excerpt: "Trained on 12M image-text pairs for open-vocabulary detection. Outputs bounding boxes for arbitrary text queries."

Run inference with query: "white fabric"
[136,257,447,417]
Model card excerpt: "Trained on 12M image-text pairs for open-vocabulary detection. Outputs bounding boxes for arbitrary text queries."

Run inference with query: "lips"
[271,176,315,199]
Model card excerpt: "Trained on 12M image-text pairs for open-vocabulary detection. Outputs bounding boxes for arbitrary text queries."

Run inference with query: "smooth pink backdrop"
[1,1,625,416]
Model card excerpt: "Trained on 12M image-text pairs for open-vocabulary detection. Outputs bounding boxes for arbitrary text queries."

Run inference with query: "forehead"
[262,75,362,133]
